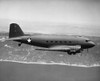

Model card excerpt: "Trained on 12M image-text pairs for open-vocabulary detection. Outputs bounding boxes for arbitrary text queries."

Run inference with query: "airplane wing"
[49,45,81,50]
[35,45,81,52]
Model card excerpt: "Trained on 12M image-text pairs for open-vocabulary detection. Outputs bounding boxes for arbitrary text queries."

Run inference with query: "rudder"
[9,23,24,38]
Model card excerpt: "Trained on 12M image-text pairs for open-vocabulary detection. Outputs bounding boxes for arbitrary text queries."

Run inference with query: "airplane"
[7,23,95,55]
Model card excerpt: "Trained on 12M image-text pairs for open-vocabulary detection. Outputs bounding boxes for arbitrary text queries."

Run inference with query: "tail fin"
[9,23,24,38]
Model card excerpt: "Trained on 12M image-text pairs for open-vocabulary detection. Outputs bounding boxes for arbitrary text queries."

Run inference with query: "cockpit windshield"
[86,40,91,42]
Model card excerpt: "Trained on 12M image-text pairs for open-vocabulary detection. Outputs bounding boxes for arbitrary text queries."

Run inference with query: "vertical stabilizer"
[9,23,24,38]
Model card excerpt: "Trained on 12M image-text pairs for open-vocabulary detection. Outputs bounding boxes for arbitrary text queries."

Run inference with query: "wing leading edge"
[35,45,82,54]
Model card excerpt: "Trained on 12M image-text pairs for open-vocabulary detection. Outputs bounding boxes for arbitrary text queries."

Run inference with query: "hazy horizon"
[0,0,100,36]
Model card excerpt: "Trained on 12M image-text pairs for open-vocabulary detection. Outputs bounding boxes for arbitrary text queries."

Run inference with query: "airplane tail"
[9,23,24,38]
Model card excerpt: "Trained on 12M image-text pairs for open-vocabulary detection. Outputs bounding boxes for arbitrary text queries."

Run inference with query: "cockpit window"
[86,40,90,42]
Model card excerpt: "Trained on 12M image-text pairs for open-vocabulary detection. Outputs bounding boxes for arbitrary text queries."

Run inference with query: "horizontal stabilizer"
[3,37,22,42]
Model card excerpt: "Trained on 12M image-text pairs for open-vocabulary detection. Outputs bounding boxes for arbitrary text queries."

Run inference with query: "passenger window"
[69,41,71,43]
[86,40,88,42]
[51,41,53,43]
[64,41,67,43]
[55,41,58,43]
[46,41,48,42]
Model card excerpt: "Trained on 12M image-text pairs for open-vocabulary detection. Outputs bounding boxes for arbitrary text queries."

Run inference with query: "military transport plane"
[7,23,95,55]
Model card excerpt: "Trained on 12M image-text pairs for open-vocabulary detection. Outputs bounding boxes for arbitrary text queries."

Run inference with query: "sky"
[0,0,100,36]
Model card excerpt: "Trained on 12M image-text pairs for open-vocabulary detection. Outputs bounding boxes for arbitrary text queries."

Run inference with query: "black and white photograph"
[0,0,100,81]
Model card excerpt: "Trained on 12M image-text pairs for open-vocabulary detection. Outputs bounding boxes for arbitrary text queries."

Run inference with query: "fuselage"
[15,34,95,49]
[8,23,96,54]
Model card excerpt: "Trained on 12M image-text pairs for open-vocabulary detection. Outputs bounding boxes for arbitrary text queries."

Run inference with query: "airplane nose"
[89,41,95,47]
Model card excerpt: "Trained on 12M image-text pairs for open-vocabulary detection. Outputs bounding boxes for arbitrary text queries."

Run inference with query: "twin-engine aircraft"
[7,23,95,55]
